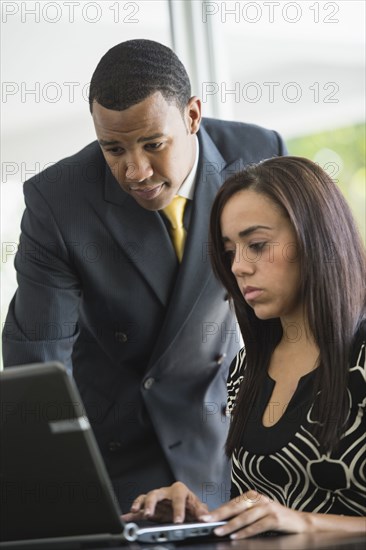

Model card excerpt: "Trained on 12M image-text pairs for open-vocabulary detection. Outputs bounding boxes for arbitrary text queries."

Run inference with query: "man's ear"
[186,96,202,134]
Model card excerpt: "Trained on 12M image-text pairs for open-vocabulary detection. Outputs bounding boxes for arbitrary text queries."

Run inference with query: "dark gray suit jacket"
[3,118,286,511]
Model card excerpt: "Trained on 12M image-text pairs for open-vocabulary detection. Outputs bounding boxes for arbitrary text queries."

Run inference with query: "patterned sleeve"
[228,320,366,507]
[226,347,246,419]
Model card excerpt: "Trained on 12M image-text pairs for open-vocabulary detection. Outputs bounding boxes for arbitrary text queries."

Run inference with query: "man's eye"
[107,147,124,155]
[145,142,163,150]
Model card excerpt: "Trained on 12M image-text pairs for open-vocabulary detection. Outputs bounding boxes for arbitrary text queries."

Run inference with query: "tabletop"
[129,532,366,550]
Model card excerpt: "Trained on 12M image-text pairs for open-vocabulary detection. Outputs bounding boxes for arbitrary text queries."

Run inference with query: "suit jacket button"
[108,440,122,452]
[115,332,128,343]
[143,377,155,390]
[215,353,227,365]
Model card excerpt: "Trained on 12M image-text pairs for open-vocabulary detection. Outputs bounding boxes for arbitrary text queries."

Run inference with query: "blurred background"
[1,0,365,365]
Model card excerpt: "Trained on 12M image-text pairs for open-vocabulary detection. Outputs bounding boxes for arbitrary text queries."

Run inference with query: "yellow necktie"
[162,196,188,262]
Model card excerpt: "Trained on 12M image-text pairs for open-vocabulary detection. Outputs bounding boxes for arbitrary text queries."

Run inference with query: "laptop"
[0,362,225,547]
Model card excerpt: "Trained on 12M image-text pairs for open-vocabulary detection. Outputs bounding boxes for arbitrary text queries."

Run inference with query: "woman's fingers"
[130,493,147,513]
[125,487,311,540]
[226,515,275,540]
[212,503,269,538]
[121,494,148,521]
[200,490,310,540]
[121,511,143,521]
[143,489,173,518]
[187,492,210,520]
[127,482,199,523]
[200,490,265,522]
[198,490,281,539]
[168,481,200,522]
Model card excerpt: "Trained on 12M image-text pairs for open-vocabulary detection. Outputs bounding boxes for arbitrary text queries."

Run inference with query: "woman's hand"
[122,481,209,524]
[199,490,310,539]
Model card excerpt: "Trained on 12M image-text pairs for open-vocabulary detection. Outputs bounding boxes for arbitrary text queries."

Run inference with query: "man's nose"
[124,155,153,182]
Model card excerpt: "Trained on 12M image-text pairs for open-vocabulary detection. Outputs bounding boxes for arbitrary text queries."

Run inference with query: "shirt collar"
[177,135,199,200]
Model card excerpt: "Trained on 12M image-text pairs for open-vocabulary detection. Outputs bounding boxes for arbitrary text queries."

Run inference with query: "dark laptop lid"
[0,362,227,548]
[0,362,124,543]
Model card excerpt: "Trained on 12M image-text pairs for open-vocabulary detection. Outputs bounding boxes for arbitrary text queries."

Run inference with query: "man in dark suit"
[2,40,286,511]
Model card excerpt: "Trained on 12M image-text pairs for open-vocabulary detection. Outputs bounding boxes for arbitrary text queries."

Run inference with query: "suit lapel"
[148,126,241,364]
[101,129,241,361]
[103,167,177,306]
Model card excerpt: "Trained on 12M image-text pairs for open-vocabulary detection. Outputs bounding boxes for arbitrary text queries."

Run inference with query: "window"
[197,0,365,237]
[1,0,171,354]
[1,1,365,365]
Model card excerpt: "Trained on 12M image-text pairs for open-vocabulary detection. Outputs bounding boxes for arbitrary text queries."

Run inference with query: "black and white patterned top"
[226,323,366,516]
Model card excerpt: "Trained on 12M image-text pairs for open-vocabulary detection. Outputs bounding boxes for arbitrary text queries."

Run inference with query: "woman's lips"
[243,287,263,301]
[129,183,165,200]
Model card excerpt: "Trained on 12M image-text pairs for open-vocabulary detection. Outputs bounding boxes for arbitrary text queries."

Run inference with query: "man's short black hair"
[89,39,191,114]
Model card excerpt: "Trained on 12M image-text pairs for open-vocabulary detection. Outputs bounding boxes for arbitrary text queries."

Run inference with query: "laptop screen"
[1,362,229,547]
[0,362,124,542]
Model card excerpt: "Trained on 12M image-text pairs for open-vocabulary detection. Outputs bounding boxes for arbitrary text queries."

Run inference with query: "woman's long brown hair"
[209,156,366,455]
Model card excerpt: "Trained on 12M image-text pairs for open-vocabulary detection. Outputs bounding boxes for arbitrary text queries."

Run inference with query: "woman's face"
[220,189,302,323]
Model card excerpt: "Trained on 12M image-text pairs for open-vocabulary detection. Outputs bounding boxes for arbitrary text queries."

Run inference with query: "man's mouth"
[129,183,165,200]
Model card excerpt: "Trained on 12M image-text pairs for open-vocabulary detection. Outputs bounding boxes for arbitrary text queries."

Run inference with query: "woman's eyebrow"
[222,225,272,242]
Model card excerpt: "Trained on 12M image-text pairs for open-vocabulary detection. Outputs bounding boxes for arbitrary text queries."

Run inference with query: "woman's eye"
[249,242,266,252]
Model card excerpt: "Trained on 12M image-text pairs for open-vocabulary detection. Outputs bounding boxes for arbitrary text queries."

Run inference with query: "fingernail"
[174,516,183,523]
[214,527,224,535]
[200,514,212,521]
[143,510,151,518]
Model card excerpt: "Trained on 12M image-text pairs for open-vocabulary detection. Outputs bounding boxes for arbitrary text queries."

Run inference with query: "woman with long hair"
[124,157,366,538]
